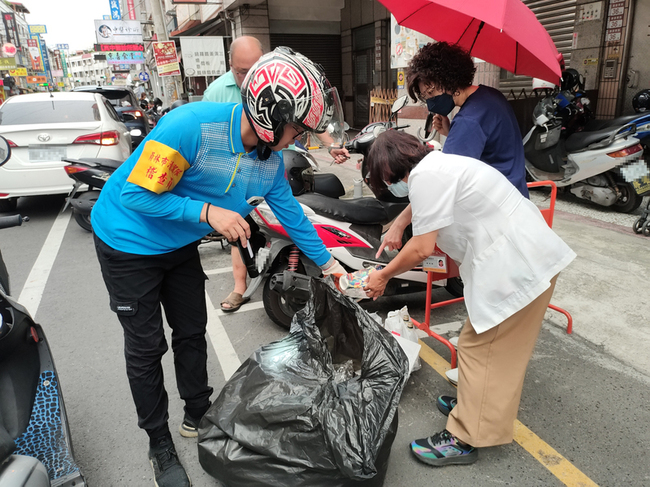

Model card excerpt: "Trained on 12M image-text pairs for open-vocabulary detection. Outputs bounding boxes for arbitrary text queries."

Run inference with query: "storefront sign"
[95,43,144,52]
[179,36,226,77]
[153,41,180,76]
[27,75,47,84]
[0,57,17,70]
[28,24,47,35]
[390,15,434,69]
[105,51,145,64]
[94,20,143,44]
[109,0,121,20]
[27,38,42,71]
[9,68,27,76]
[3,12,20,47]
[126,0,136,20]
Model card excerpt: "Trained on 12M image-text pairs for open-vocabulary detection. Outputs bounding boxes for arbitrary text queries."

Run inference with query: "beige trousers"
[446,274,559,448]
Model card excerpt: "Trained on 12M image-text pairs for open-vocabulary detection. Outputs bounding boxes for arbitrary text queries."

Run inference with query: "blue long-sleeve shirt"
[92,102,331,266]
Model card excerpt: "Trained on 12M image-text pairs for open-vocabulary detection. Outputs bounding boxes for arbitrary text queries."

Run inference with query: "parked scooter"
[62,158,123,231]
[0,138,86,487]
[238,97,461,328]
[523,93,647,212]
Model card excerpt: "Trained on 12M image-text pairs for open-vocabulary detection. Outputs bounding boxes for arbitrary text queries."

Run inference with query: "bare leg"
[221,247,248,311]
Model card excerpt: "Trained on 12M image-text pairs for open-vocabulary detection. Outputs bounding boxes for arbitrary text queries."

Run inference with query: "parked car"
[73,85,149,149]
[0,92,132,212]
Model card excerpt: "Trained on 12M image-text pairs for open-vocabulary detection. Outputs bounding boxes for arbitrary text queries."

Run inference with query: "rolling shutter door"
[499,0,577,95]
[270,34,342,96]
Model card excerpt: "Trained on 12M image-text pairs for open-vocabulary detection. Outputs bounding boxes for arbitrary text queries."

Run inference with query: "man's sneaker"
[149,438,191,487]
[179,412,201,438]
[436,395,457,416]
[410,430,477,467]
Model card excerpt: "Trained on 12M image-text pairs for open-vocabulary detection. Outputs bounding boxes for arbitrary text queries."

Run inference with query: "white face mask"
[386,180,409,198]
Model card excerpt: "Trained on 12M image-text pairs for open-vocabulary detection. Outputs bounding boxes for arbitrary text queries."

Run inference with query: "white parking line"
[19,211,71,318]
[203,266,270,378]
[205,291,242,380]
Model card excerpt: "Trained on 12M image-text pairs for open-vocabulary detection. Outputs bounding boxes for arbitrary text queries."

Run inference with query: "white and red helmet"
[241,47,344,148]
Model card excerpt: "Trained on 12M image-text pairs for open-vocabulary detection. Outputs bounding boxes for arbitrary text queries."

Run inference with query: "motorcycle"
[237,97,461,328]
[0,137,86,487]
[62,158,124,231]
[523,93,647,212]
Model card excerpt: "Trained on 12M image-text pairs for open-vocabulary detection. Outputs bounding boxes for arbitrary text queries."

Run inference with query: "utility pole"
[149,0,182,107]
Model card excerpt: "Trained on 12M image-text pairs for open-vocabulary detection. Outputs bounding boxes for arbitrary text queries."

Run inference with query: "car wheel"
[73,210,93,232]
[0,198,18,213]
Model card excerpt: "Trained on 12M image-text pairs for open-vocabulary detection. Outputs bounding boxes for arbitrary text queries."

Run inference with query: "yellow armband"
[126,140,190,194]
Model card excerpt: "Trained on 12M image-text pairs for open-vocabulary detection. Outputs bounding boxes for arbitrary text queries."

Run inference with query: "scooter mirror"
[0,135,11,167]
[391,95,409,114]
[373,125,387,138]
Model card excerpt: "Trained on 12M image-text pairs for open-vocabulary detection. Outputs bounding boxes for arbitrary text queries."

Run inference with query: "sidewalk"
[311,148,650,379]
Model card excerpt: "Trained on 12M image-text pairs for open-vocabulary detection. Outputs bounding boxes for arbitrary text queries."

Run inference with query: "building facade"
[124,0,650,125]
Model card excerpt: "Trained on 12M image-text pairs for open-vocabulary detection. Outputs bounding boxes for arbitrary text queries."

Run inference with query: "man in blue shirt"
[92,47,347,487]
[203,36,349,313]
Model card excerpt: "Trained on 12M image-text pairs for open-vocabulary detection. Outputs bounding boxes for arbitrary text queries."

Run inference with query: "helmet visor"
[298,87,346,149]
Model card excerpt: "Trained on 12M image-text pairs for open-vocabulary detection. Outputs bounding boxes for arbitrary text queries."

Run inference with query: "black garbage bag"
[198,278,409,487]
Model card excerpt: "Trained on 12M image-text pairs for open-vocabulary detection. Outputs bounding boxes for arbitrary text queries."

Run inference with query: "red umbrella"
[380,0,562,84]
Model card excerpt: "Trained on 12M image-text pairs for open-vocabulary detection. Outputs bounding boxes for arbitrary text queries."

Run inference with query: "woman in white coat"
[363,130,576,468]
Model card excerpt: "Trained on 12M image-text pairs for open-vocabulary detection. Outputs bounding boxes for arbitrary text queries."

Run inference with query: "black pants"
[94,234,213,439]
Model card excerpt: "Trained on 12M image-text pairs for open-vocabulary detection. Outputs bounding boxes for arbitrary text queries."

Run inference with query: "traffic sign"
[138,72,149,82]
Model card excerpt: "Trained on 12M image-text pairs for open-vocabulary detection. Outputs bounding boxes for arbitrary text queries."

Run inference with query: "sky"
[22,0,116,51]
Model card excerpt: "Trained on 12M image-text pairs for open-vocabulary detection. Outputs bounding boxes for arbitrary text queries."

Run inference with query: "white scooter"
[524,94,647,212]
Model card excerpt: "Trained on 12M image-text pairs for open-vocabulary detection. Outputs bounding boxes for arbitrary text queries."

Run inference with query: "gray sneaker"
[148,438,191,487]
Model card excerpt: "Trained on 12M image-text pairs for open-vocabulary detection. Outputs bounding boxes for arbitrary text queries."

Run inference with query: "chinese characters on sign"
[105,51,145,64]
[109,0,121,20]
[3,13,20,47]
[95,43,144,52]
[605,0,625,44]
[179,37,226,77]
[94,20,143,44]
[153,41,181,76]
[27,38,42,71]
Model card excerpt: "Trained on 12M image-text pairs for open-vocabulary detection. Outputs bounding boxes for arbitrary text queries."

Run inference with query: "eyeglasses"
[419,84,440,102]
[290,125,305,140]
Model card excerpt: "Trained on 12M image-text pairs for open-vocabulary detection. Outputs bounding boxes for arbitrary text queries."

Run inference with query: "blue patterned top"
[92,102,331,266]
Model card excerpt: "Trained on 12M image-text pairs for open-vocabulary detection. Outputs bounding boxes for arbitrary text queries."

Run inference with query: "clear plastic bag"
[383,306,422,373]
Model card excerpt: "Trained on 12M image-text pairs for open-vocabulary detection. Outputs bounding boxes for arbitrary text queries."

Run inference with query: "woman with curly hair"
[379,42,528,255]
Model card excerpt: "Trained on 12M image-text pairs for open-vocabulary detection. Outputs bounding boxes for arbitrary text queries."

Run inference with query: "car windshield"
[0,100,102,125]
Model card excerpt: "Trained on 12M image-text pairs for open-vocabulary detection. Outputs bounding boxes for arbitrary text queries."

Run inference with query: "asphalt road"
[1,192,649,487]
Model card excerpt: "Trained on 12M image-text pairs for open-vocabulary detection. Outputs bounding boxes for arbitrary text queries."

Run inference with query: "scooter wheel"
[633,218,645,234]
[643,220,650,237]
[73,210,93,232]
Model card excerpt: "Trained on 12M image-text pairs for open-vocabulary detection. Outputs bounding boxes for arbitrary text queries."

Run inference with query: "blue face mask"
[426,93,455,116]
[386,180,409,198]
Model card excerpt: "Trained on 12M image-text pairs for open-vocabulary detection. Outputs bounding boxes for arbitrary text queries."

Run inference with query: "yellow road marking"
[418,339,599,487]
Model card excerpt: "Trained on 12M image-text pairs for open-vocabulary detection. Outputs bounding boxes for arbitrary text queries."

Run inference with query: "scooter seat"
[585,114,642,131]
[564,125,629,152]
[296,193,406,225]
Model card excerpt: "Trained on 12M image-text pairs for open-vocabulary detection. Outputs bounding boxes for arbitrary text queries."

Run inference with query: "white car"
[0,92,132,212]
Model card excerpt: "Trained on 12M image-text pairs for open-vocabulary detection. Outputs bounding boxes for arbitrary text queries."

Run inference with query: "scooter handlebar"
[0,214,28,229]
